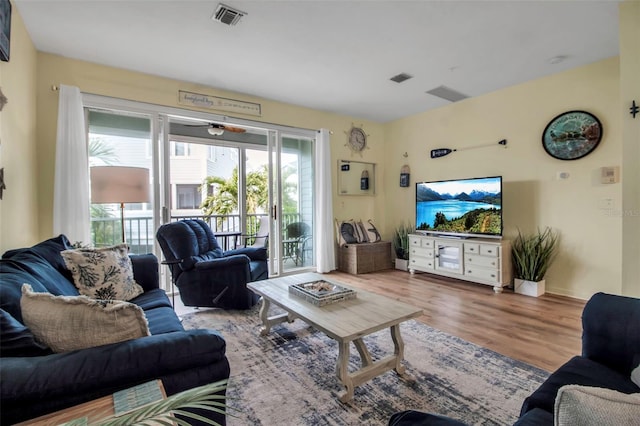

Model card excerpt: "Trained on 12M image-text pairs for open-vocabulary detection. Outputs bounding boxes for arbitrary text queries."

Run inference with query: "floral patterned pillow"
[61,244,144,301]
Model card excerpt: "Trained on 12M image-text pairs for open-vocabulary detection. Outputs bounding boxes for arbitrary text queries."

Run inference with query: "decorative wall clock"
[345,125,368,154]
[542,111,602,160]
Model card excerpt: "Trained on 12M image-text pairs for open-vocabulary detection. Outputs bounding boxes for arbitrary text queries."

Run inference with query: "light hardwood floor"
[175,269,586,372]
[327,269,586,372]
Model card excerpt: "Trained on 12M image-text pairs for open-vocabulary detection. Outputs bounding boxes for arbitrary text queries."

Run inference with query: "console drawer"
[464,243,480,254]
[465,255,499,269]
[480,244,499,257]
[410,247,434,258]
[410,256,435,270]
[465,267,500,283]
[410,237,434,249]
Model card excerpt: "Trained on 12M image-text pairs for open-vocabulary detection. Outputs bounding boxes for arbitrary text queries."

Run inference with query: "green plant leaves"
[512,227,559,282]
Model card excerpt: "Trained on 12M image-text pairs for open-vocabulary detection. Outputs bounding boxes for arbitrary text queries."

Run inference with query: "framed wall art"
[0,0,10,62]
[542,110,602,160]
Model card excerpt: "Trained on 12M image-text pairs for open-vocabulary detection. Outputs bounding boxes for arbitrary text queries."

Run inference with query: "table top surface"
[248,272,422,342]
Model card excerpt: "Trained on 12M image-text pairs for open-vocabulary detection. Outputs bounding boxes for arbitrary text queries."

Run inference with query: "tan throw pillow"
[61,244,143,301]
[20,284,150,353]
[554,385,640,426]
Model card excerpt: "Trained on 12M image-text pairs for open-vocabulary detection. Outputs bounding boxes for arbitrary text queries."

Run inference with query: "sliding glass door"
[84,95,317,290]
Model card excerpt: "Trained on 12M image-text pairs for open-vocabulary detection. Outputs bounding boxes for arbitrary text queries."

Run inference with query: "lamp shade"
[90,166,150,204]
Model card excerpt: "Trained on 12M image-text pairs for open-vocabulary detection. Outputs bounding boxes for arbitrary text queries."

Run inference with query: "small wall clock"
[542,110,602,160]
[345,125,368,154]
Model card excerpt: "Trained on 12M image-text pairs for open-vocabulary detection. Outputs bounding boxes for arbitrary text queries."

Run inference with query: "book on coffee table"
[113,380,164,417]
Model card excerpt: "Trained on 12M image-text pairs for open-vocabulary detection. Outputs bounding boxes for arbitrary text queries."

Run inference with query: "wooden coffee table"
[247,273,422,402]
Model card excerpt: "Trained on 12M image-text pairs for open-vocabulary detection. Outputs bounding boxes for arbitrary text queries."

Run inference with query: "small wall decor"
[542,110,602,160]
[177,90,261,116]
[360,170,369,190]
[430,139,507,159]
[400,164,410,187]
[630,100,638,119]
[0,0,10,62]
[344,124,369,155]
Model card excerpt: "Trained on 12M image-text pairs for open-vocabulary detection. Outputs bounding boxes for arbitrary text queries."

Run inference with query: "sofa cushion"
[554,385,640,426]
[61,244,144,301]
[130,288,173,311]
[143,306,185,335]
[520,355,640,416]
[388,410,467,426]
[20,284,150,353]
[2,235,74,282]
[0,309,52,357]
[513,408,553,426]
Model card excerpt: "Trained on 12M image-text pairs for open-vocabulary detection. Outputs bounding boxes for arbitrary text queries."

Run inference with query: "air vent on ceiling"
[390,73,413,83]
[426,85,469,102]
[212,3,247,26]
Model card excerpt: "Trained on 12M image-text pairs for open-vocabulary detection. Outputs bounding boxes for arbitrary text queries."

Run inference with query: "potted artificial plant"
[393,223,413,271]
[511,227,559,297]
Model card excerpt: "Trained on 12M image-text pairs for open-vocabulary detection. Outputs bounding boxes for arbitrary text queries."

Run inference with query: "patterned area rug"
[182,306,549,426]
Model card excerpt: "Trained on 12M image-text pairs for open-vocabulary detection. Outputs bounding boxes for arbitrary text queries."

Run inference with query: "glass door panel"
[87,109,155,254]
[435,242,464,274]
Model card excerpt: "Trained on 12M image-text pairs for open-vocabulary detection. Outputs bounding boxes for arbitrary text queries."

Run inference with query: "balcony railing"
[91,213,302,254]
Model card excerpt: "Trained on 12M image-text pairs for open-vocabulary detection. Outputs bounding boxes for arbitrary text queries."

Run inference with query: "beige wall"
[619,1,640,298]
[384,58,623,300]
[34,54,388,243]
[0,8,38,253]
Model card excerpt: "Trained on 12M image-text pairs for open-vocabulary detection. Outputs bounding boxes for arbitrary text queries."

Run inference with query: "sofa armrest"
[225,247,268,261]
[130,253,160,292]
[582,292,640,375]
[1,329,226,405]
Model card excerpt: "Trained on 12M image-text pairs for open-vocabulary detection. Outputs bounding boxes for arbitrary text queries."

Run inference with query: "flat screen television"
[416,176,502,239]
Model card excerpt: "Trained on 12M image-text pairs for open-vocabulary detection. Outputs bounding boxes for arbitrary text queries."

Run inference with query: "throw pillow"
[61,244,143,301]
[20,284,150,353]
[554,384,640,426]
[354,220,370,243]
[632,354,640,387]
[335,219,358,246]
[366,219,382,242]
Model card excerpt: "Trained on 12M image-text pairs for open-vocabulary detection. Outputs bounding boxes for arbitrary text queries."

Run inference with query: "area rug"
[182,307,549,426]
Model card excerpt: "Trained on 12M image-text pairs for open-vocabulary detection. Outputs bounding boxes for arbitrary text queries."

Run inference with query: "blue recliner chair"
[156,219,268,310]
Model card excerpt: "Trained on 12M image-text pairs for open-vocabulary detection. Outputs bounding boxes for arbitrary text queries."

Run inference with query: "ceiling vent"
[426,85,469,102]
[390,73,413,83]
[212,3,247,26]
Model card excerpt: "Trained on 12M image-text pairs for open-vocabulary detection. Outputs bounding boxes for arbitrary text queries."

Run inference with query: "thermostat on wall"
[601,166,620,184]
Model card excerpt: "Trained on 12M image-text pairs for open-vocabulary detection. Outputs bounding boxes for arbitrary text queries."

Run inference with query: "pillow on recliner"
[554,385,640,426]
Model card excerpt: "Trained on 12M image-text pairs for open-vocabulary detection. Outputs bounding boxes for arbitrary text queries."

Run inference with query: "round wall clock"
[346,126,367,153]
[542,110,602,160]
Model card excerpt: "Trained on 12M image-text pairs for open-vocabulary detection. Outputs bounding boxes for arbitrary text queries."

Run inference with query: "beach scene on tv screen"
[416,177,502,235]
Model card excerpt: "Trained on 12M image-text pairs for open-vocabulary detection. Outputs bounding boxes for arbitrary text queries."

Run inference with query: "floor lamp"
[90,166,150,244]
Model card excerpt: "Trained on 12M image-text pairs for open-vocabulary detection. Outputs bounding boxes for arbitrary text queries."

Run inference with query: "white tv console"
[408,234,512,293]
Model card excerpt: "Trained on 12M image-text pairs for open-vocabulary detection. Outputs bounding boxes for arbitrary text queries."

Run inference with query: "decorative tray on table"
[289,280,356,306]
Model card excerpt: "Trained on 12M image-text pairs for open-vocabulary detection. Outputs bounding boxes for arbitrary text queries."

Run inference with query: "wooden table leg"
[390,324,408,377]
[336,341,354,403]
[353,338,373,367]
[258,297,294,336]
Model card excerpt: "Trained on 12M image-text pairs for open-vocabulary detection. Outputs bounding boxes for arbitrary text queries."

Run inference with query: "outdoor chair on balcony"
[156,219,268,310]
[283,221,312,266]
[240,216,269,249]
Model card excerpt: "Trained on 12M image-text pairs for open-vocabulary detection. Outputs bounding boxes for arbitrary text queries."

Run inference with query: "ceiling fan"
[185,122,247,136]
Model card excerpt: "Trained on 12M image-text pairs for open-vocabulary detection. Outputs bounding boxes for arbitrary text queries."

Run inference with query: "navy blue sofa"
[388,292,640,426]
[0,235,230,425]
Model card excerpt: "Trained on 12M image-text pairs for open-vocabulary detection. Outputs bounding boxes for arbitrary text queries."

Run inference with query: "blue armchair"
[156,219,268,310]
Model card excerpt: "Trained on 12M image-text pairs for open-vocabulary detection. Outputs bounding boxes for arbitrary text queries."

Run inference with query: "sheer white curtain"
[315,129,336,272]
[53,85,90,244]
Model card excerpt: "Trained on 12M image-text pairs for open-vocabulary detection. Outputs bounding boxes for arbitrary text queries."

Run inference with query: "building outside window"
[176,184,201,209]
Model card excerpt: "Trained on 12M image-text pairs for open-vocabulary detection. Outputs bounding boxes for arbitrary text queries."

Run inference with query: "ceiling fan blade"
[222,125,246,133]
